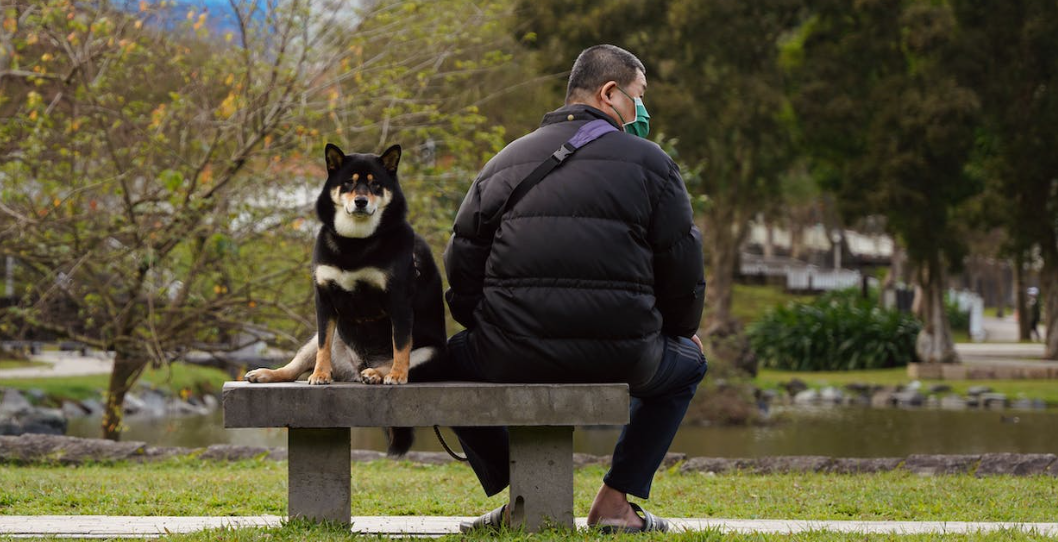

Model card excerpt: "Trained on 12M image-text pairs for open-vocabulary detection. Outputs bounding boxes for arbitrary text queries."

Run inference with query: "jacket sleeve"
[443,180,493,329]
[648,161,706,338]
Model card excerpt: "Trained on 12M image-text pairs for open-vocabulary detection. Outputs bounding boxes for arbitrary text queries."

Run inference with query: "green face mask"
[614,87,650,138]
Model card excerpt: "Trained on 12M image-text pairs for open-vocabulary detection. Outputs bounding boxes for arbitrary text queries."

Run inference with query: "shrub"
[946,295,970,333]
[747,290,921,371]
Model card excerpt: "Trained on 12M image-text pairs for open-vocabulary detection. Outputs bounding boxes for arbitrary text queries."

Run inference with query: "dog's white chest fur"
[315,265,388,292]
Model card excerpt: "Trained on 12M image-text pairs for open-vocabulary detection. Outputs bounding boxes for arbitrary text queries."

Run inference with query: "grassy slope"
[3,459,1057,522]
[3,460,1057,541]
[0,359,51,370]
[0,363,231,401]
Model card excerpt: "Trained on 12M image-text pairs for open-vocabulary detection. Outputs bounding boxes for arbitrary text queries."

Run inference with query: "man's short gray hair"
[565,44,645,104]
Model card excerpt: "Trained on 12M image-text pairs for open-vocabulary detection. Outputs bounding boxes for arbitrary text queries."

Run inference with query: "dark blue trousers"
[441,331,707,500]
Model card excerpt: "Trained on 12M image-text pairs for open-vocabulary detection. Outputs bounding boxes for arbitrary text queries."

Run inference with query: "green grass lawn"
[2,459,1056,541]
[0,359,51,370]
[11,527,1055,542]
[0,362,230,401]
[2,459,1056,521]
[709,284,815,327]
[756,367,1058,406]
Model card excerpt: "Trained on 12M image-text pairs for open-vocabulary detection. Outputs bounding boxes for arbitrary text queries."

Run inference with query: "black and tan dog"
[245,143,447,454]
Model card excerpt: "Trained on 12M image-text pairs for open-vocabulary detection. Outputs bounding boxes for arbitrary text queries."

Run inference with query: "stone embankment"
[1,434,1056,477]
[0,386,218,437]
[778,379,1048,410]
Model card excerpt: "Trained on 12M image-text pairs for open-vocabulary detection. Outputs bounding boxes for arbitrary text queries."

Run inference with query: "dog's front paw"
[307,371,332,385]
[383,370,408,385]
[360,368,384,384]
[244,369,275,383]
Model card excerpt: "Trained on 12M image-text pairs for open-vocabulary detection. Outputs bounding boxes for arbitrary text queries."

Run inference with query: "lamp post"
[831,230,842,270]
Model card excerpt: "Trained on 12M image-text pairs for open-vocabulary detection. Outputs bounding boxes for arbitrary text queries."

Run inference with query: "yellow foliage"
[139,1,149,12]
[216,92,237,119]
[2,18,16,33]
[150,104,166,129]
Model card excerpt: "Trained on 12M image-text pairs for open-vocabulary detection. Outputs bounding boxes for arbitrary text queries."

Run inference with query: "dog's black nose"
[354,196,368,209]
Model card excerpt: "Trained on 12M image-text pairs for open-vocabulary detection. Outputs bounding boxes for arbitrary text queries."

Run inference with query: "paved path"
[0,351,113,380]
[1,516,1056,537]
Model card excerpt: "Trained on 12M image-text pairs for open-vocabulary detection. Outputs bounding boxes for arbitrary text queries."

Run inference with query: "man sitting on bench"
[442,44,707,534]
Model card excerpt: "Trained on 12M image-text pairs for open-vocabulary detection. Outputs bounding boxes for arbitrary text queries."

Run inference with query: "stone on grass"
[680,457,748,475]
[980,393,1007,409]
[752,456,832,474]
[820,387,843,403]
[824,457,903,474]
[61,401,89,418]
[903,454,980,475]
[0,434,145,464]
[784,379,808,396]
[793,389,820,405]
[402,451,454,465]
[940,395,968,410]
[892,390,925,407]
[976,453,1057,476]
[199,444,283,462]
[0,389,32,415]
[966,385,993,396]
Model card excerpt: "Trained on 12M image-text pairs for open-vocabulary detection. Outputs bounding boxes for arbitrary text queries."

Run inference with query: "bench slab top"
[222,381,630,428]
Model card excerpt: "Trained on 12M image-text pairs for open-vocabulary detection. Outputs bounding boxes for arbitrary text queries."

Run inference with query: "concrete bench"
[222,381,629,531]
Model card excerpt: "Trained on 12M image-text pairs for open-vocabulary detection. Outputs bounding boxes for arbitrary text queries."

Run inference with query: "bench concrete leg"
[508,426,574,531]
[288,428,350,524]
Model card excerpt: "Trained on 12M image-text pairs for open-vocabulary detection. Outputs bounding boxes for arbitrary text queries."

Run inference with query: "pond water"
[67,406,1058,457]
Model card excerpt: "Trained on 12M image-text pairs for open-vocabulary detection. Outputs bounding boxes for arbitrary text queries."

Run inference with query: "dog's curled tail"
[386,427,414,457]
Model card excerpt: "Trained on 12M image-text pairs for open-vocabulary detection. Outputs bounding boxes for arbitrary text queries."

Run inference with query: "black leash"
[433,425,468,462]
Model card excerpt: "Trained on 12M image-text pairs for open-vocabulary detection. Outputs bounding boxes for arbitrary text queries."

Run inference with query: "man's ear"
[599,81,619,106]
[325,144,345,172]
[380,144,401,174]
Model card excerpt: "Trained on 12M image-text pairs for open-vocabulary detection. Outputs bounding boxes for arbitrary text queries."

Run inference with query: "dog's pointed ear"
[380,144,401,174]
[325,144,345,172]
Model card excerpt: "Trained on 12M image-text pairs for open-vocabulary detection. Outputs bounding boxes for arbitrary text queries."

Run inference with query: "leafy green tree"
[0,0,509,439]
[790,0,980,363]
[951,0,1058,358]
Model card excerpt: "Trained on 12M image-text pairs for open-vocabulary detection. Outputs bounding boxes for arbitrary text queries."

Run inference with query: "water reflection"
[66,406,1058,457]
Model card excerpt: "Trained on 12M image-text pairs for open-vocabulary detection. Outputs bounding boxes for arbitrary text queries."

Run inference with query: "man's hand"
[691,334,703,353]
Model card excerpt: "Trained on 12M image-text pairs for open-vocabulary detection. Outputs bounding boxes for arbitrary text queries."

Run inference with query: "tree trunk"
[914,258,959,364]
[1042,248,1058,360]
[705,214,743,335]
[102,348,149,441]
[790,224,804,260]
[1015,254,1030,341]
[763,218,775,259]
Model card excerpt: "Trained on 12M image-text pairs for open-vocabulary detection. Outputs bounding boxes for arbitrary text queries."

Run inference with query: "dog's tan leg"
[383,338,410,385]
[308,321,336,385]
[245,335,317,383]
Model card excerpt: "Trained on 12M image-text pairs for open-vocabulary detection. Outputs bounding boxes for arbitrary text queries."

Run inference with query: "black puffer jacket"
[444,104,704,387]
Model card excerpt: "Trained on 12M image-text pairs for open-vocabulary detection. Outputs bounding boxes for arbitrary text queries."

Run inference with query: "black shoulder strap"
[478,119,618,236]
